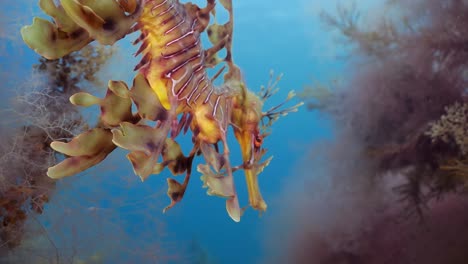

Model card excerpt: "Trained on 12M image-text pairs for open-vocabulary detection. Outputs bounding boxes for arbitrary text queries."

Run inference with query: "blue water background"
[0,0,379,263]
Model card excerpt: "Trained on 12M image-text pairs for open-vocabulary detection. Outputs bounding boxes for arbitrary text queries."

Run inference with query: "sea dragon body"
[139,0,211,110]
[139,0,229,143]
[21,0,301,221]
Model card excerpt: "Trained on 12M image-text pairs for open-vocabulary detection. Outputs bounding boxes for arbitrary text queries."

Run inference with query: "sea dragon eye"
[254,134,263,149]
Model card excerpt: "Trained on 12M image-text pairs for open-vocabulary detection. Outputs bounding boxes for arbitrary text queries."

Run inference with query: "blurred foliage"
[188,239,219,264]
[34,45,115,89]
[302,0,468,215]
[297,79,339,113]
[0,44,113,251]
[320,2,398,59]
[426,102,468,155]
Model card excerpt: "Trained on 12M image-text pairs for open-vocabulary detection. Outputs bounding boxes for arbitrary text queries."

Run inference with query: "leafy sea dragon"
[21,0,302,222]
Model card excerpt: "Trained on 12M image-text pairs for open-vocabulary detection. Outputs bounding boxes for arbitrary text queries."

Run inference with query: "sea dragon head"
[230,71,303,213]
[231,83,269,212]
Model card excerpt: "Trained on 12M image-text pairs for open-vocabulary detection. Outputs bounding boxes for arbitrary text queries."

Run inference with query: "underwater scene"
[1,0,468,263]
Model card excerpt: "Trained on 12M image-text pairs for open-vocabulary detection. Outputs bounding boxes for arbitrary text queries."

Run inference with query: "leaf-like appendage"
[70,92,101,107]
[112,122,169,179]
[47,149,112,179]
[219,0,232,11]
[39,0,79,32]
[199,164,234,198]
[21,17,91,60]
[127,151,157,181]
[130,73,167,121]
[47,128,115,179]
[200,142,224,172]
[59,0,143,45]
[72,81,134,126]
[226,197,240,223]
[207,23,229,47]
[255,155,273,173]
[126,138,189,181]
[21,0,93,59]
[162,139,189,175]
[112,122,165,155]
[108,80,130,98]
[204,23,228,68]
[199,164,241,222]
[50,128,110,156]
[100,81,133,126]
[163,178,187,213]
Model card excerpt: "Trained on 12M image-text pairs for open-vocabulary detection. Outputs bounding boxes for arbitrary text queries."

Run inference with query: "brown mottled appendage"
[22,0,301,222]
